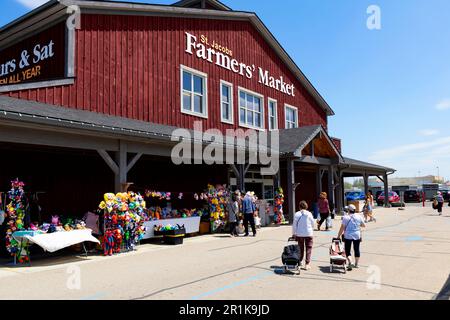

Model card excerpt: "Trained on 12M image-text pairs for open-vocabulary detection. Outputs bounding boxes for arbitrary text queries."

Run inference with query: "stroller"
[329,238,347,273]
[281,237,300,275]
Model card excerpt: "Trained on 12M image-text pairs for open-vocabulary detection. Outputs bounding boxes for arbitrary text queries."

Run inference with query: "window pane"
[240,108,246,123]
[183,72,192,91]
[247,110,253,125]
[254,97,261,112]
[193,75,203,94]
[222,85,229,103]
[183,92,191,111]
[194,95,203,113]
[222,102,230,120]
[269,103,274,117]
[269,116,275,130]
[255,113,261,127]
[246,94,253,111]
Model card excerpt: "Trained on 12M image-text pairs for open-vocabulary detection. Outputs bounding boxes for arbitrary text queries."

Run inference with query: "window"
[220,80,233,124]
[181,65,208,118]
[238,87,264,129]
[285,105,298,129]
[268,99,278,130]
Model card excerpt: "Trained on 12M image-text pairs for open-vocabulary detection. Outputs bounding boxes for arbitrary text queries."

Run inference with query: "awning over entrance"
[277,125,396,221]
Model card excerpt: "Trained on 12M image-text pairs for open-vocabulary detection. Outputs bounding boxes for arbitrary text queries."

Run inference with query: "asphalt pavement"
[0,203,449,300]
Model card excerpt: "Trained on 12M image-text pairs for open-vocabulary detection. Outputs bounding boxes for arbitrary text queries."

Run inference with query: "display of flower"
[5,178,29,263]
[274,187,286,224]
[98,191,149,256]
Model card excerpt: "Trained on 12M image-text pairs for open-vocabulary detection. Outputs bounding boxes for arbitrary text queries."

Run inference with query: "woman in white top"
[292,201,316,270]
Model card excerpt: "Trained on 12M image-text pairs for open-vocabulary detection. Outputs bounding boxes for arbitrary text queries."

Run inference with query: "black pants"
[344,238,361,258]
[243,213,256,236]
[437,202,443,213]
[317,212,330,229]
[229,222,238,236]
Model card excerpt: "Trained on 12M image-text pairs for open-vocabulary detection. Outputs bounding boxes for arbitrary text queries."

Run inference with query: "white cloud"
[369,136,450,162]
[418,129,439,136]
[15,0,48,9]
[436,99,450,111]
[368,136,450,180]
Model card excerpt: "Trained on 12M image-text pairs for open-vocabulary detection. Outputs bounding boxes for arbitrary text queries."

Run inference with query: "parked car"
[375,190,383,200]
[346,191,366,201]
[377,191,400,205]
[404,190,422,203]
[439,190,449,202]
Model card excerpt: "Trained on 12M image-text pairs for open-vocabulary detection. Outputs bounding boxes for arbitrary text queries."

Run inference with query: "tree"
[353,179,364,189]
[344,182,353,190]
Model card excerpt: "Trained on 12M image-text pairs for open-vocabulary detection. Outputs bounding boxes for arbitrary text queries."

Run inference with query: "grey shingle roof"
[0,95,179,141]
[278,125,323,155]
[342,157,396,173]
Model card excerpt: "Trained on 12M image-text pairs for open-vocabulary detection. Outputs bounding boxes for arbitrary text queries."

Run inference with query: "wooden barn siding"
[6,14,328,132]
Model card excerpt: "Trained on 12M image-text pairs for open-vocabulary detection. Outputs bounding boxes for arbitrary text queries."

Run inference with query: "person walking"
[292,201,315,270]
[227,194,240,237]
[337,204,366,271]
[242,192,257,237]
[363,192,376,223]
[317,192,331,231]
[434,192,444,216]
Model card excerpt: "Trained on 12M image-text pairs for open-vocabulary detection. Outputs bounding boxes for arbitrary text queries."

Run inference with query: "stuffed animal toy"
[103,230,114,256]
[113,228,122,253]
[5,179,27,258]
[51,215,60,226]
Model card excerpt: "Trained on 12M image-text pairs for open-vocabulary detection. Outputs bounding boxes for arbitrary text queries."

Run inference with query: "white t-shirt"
[292,210,315,237]
[342,213,364,240]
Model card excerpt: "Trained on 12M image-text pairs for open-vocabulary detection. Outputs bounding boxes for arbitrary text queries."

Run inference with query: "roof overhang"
[279,125,344,163]
[0,0,335,117]
[340,157,396,175]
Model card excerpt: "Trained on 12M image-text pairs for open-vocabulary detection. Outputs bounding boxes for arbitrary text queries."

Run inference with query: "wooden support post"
[383,173,390,208]
[335,170,343,214]
[364,173,369,195]
[328,166,335,210]
[287,159,295,223]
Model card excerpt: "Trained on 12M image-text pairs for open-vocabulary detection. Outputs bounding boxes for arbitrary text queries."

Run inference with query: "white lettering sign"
[185,32,295,97]
[0,40,55,78]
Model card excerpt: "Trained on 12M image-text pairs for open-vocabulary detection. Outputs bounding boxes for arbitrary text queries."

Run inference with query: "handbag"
[432,199,438,209]
[326,215,333,229]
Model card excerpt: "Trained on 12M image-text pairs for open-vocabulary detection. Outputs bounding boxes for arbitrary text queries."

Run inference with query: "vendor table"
[12,229,100,265]
[143,216,201,239]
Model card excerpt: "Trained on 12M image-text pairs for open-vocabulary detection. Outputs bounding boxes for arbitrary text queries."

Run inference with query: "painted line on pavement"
[189,271,274,300]
[405,236,424,242]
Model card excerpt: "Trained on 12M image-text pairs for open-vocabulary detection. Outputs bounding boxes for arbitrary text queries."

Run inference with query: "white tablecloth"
[143,217,201,239]
[14,229,100,253]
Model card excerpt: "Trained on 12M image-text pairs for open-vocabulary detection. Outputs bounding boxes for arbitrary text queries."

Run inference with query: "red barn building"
[0,0,394,228]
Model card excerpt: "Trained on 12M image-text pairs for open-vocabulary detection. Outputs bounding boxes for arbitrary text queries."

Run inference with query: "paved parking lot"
[0,204,449,300]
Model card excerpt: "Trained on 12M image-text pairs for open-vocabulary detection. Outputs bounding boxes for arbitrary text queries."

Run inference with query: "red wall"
[6,14,328,132]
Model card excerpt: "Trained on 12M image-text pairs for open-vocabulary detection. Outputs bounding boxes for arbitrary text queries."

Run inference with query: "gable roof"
[279,125,343,161]
[172,0,231,11]
[0,0,335,117]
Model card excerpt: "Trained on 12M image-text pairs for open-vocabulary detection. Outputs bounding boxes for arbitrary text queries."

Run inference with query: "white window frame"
[238,86,265,131]
[180,65,208,119]
[268,98,278,131]
[284,104,299,129]
[220,80,234,125]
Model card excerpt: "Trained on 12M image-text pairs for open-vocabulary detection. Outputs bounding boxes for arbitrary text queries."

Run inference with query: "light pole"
[437,166,440,183]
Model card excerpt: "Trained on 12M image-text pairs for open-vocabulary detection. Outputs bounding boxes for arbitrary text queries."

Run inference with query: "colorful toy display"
[4,178,29,263]
[205,184,229,232]
[146,207,206,221]
[98,191,149,256]
[274,187,286,224]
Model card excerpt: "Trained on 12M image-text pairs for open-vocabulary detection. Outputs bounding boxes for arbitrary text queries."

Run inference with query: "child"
[254,209,262,229]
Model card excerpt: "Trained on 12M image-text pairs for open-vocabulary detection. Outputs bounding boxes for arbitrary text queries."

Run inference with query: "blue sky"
[2,0,450,181]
